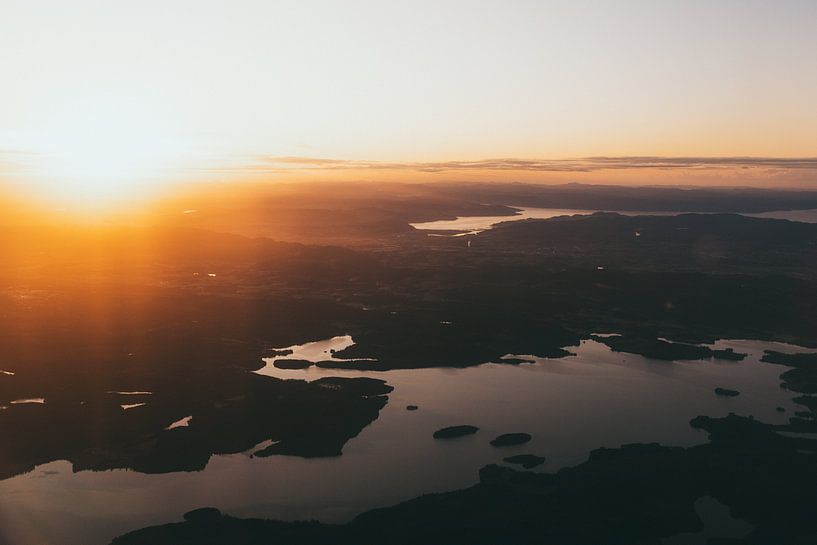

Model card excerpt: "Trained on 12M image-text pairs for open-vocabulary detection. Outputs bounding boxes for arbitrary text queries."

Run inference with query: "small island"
[273,359,313,369]
[714,387,740,397]
[433,425,479,439]
[490,433,532,447]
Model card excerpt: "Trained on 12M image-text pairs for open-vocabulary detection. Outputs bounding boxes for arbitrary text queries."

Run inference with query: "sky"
[1,0,816,204]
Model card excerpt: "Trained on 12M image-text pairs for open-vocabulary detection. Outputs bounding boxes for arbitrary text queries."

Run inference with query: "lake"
[410,207,817,234]
[0,337,808,545]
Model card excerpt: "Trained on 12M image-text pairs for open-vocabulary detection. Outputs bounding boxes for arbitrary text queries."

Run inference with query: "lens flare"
[20,98,190,208]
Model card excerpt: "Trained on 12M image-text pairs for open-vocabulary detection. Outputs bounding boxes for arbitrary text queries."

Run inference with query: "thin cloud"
[5,149,817,178]
[222,155,817,174]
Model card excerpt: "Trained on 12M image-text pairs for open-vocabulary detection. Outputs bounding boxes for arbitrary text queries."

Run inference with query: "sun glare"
[24,100,189,209]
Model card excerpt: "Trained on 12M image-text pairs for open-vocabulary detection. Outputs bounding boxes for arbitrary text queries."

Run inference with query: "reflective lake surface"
[0,338,809,545]
[410,208,601,234]
[410,207,817,234]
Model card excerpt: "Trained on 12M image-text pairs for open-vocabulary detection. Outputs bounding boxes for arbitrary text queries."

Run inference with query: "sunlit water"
[410,207,817,234]
[257,335,369,369]
[0,338,811,545]
[410,208,601,235]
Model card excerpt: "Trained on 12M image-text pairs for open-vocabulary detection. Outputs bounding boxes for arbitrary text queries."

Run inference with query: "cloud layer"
[237,156,817,174]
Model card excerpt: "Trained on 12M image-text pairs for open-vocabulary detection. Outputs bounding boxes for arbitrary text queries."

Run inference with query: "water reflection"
[410,207,817,235]
[0,338,803,545]
[166,416,192,430]
[410,208,599,234]
[254,335,375,375]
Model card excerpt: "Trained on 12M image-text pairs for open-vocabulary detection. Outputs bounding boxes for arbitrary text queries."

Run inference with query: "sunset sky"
[2,0,816,204]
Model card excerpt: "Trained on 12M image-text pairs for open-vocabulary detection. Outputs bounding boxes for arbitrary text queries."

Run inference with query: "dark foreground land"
[113,335,817,544]
[1,183,817,543]
[114,304,817,545]
[112,414,817,545]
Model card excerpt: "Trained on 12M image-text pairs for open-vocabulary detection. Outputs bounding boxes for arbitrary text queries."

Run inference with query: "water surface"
[0,338,806,545]
[410,207,817,234]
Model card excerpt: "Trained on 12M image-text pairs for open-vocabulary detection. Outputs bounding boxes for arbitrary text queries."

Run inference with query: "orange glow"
[6,96,194,208]
[1,1,816,207]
